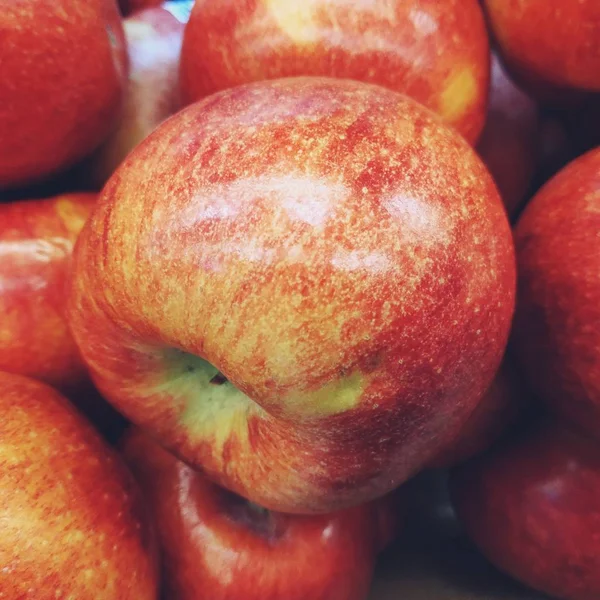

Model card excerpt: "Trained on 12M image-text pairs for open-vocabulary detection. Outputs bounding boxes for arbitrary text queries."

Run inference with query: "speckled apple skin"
[0,193,95,392]
[180,0,490,144]
[0,372,158,599]
[0,0,127,190]
[122,427,378,600]
[69,77,515,514]
[451,420,600,600]
[513,148,600,436]
[484,0,600,103]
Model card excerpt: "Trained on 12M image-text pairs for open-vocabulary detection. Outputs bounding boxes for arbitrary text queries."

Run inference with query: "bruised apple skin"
[0,373,158,599]
[69,77,515,514]
[180,0,490,144]
[0,0,128,190]
[513,148,600,436]
[451,420,600,600]
[122,427,381,600]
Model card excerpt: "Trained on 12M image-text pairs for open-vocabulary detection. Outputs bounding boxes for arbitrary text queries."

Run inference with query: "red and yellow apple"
[451,419,600,600]
[69,77,515,513]
[180,0,490,144]
[0,372,158,598]
[122,427,386,600]
[512,148,600,435]
[0,0,128,190]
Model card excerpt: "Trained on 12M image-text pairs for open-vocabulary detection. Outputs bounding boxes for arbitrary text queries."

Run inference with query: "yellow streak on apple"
[55,198,88,236]
[268,0,318,44]
[439,66,478,125]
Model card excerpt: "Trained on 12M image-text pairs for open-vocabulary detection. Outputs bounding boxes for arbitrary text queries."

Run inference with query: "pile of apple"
[1,0,599,599]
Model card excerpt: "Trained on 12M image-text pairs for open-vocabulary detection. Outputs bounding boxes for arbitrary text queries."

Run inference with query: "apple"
[0,372,158,598]
[88,3,189,188]
[68,77,515,514]
[483,0,600,105]
[0,0,128,190]
[427,357,526,469]
[180,0,490,144]
[121,427,393,600]
[512,148,600,435]
[451,419,600,600]
[476,53,538,217]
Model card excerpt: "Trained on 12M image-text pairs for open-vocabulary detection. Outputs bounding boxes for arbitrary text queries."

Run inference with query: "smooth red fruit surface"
[0,372,158,599]
[477,54,538,217]
[0,0,128,190]
[89,4,188,187]
[180,0,490,144]
[122,427,380,600]
[69,77,515,514]
[0,193,95,392]
[428,357,525,469]
[451,420,600,600]
[484,0,600,104]
[513,148,600,435]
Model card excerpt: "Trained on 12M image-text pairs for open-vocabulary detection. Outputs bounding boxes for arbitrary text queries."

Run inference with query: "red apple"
[0,372,158,598]
[68,77,515,514]
[0,0,128,190]
[122,427,386,600]
[513,148,600,435]
[483,0,600,105]
[88,3,188,188]
[451,419,600,600]
[427,357,525,469]
[180,0,490,144]
[476,53,538,216]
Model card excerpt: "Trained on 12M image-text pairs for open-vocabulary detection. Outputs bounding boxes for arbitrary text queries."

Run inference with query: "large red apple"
[451,419,600,600]
[484,0,600,105]
[122,427,386,600]
[512,148,600,435]
[180,0,490,144]
[88,3,188,188]
[0,0,128,190]
[68,77,515,514]
[0,372,158,598]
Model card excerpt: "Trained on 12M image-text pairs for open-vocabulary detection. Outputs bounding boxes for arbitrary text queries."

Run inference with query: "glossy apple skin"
[88,4,188,188]
[476,54,538,217]
[0,0,128,190]
[180,0,490,144]
[0,372,158,599]
[427,357,525,469]
[0,193,96,392]
[122,427,383,600]
[451,419,600,600]
[513,148,600,435]
[69,77,515,513]
[484,0,600,104]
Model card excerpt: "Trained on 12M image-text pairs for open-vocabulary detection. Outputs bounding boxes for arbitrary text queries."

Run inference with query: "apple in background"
[483,0,600,106]
[87,3,189,188]
[0,0,128,190]
[512,148,600,436]
[0,372,158,598]
[122,427,390,600]
[69,77,515,513]
[451,419,600,600]
[476,53,538,217]
[427,357,526,469]
[180,0,490,144]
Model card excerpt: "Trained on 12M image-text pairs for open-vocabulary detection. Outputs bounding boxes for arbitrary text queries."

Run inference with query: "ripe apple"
[451,419,600,600]
[180,0,490,144]
[0,372,158,598]
[122,427,389,600]
[512,148,600,435]
[476,53,538,217]
[68,77,515,514]
[0,0,128,190]
[88,3,189,188]
[483,0,600,105]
